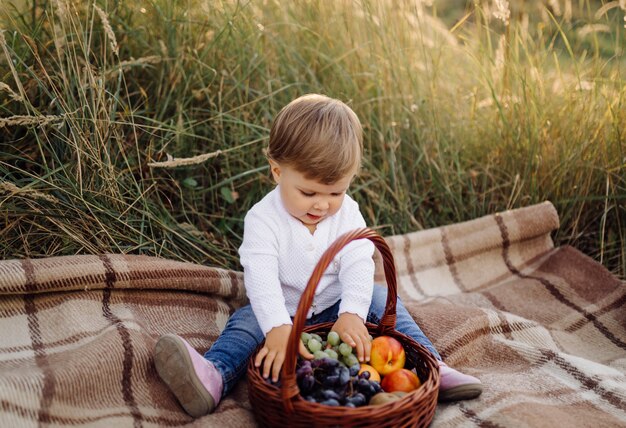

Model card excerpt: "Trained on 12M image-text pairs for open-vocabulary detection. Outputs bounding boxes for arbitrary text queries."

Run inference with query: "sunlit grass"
[0,0,624,277]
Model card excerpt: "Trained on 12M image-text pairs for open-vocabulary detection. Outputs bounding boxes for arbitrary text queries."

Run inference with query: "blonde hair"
[268,94,363,184]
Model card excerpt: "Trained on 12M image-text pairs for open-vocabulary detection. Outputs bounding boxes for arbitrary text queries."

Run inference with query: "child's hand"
[255,324,313,382]
[332,313,371,363]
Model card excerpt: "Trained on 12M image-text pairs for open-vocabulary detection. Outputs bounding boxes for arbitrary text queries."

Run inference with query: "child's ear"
[268,159,282,184]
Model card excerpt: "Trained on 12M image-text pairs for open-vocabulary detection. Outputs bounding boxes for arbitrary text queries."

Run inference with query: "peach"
[369,336,406,376]
[381,368,421,393]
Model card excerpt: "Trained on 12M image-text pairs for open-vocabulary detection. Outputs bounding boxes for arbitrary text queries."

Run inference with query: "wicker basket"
[247,228,439,427]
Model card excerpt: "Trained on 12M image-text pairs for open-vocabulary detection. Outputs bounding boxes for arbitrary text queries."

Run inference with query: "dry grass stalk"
[94,5,119,56]
[52,23,66,59]
[563,0,572,22]
[548,0,562,17]
[493,35,506,83]
[493,0,510,25]
[595,2,621,19]
[53,0,69,22]
[577,24,611,38]
[0,114,64,128]
[0,30,28,102]
[0,82,23,102]
[105,55,162,78]
[0,181,60,204]
[148,150,223,168]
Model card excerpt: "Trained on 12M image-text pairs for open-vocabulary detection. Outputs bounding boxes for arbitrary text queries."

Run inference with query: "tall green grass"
[1,0,624,278]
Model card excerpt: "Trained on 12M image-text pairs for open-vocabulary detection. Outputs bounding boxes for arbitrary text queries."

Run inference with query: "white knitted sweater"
[238,186,375,335]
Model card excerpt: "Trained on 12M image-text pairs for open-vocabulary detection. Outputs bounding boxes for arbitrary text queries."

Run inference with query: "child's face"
[269,160,354,232]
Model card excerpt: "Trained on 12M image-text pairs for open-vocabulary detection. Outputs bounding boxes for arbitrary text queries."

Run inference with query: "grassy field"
[0,0,624,278]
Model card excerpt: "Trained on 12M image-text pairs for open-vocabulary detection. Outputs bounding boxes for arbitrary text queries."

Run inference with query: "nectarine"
[381,368,421,393]
[369,336,406,376]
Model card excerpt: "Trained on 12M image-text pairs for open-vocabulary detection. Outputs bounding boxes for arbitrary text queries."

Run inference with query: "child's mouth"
[307,214,322,221]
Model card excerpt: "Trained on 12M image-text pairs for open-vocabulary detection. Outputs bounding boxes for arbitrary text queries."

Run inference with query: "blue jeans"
[204,285,441,397]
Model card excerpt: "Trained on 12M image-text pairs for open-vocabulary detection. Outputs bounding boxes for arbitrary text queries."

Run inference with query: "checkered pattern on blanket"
[1,201,624,427]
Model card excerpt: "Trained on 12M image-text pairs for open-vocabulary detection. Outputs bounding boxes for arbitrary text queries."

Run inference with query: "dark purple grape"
[302,395,316,402]
[319,398,340,406]
[296,365,313,380]
[338,367,350,386]
[321,389,342,401]
[320,357,339,368]
[300,360,312,368]
[346,393,366,407]
[335,384,349,399]
[345,402,356,408]
[322,375,339,388]
[349,364,360,377]
[359,370,371,380]
[310,359,322,368]
[357,379,375,397]
[299,375,315,393]
[371,381,382,393]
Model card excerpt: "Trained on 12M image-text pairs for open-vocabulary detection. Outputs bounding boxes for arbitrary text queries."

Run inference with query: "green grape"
[343,353,359,367]
[338,342,353,357]
[327,331,340,346]
[301,332,311,346]
[311,334,323,344]
[313,350,327,360]
[324,349,339,360]
[307,338,322,353]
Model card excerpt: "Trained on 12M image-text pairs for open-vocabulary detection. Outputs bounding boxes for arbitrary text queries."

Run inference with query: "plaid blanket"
[1,201,624,427]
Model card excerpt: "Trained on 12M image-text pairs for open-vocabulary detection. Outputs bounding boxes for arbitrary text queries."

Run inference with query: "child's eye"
[331,192,343,197]
[300,191,315,197]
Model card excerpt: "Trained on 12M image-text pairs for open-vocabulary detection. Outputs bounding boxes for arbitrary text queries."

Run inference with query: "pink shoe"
[154,334,223,417]
[438,361,482,402]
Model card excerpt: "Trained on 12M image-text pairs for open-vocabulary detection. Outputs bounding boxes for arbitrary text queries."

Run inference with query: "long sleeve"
[336,202,375,322]
[238,209,292,335]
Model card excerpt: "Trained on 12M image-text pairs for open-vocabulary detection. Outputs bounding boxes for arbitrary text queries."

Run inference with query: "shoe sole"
[438,383,483,402]
[154,334,216,417]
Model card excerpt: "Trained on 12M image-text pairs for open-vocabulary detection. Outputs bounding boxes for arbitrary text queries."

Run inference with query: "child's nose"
[314,199,329,211]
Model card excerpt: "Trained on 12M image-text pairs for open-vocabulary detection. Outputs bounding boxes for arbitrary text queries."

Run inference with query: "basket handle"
[280,227,399,410]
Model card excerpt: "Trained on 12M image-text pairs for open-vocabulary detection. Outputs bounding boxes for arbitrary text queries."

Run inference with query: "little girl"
[154,94,482,417]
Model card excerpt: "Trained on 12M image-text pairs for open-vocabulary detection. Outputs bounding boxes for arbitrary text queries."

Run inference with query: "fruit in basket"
[369,392,402,406]
[370,336,406,375]
[294,332,394,407]
[380,368,421,393]
[300,332,311,346]
[338,342,353,357]
[295,349,384,407]
[324,348,339,360]
[338,366,351,385]
[313,350,327,359]
[342,353,359,367]
[358,364,381,382]
[327,331,341,346]
[307,338,322,353]
[310,333,323,344]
